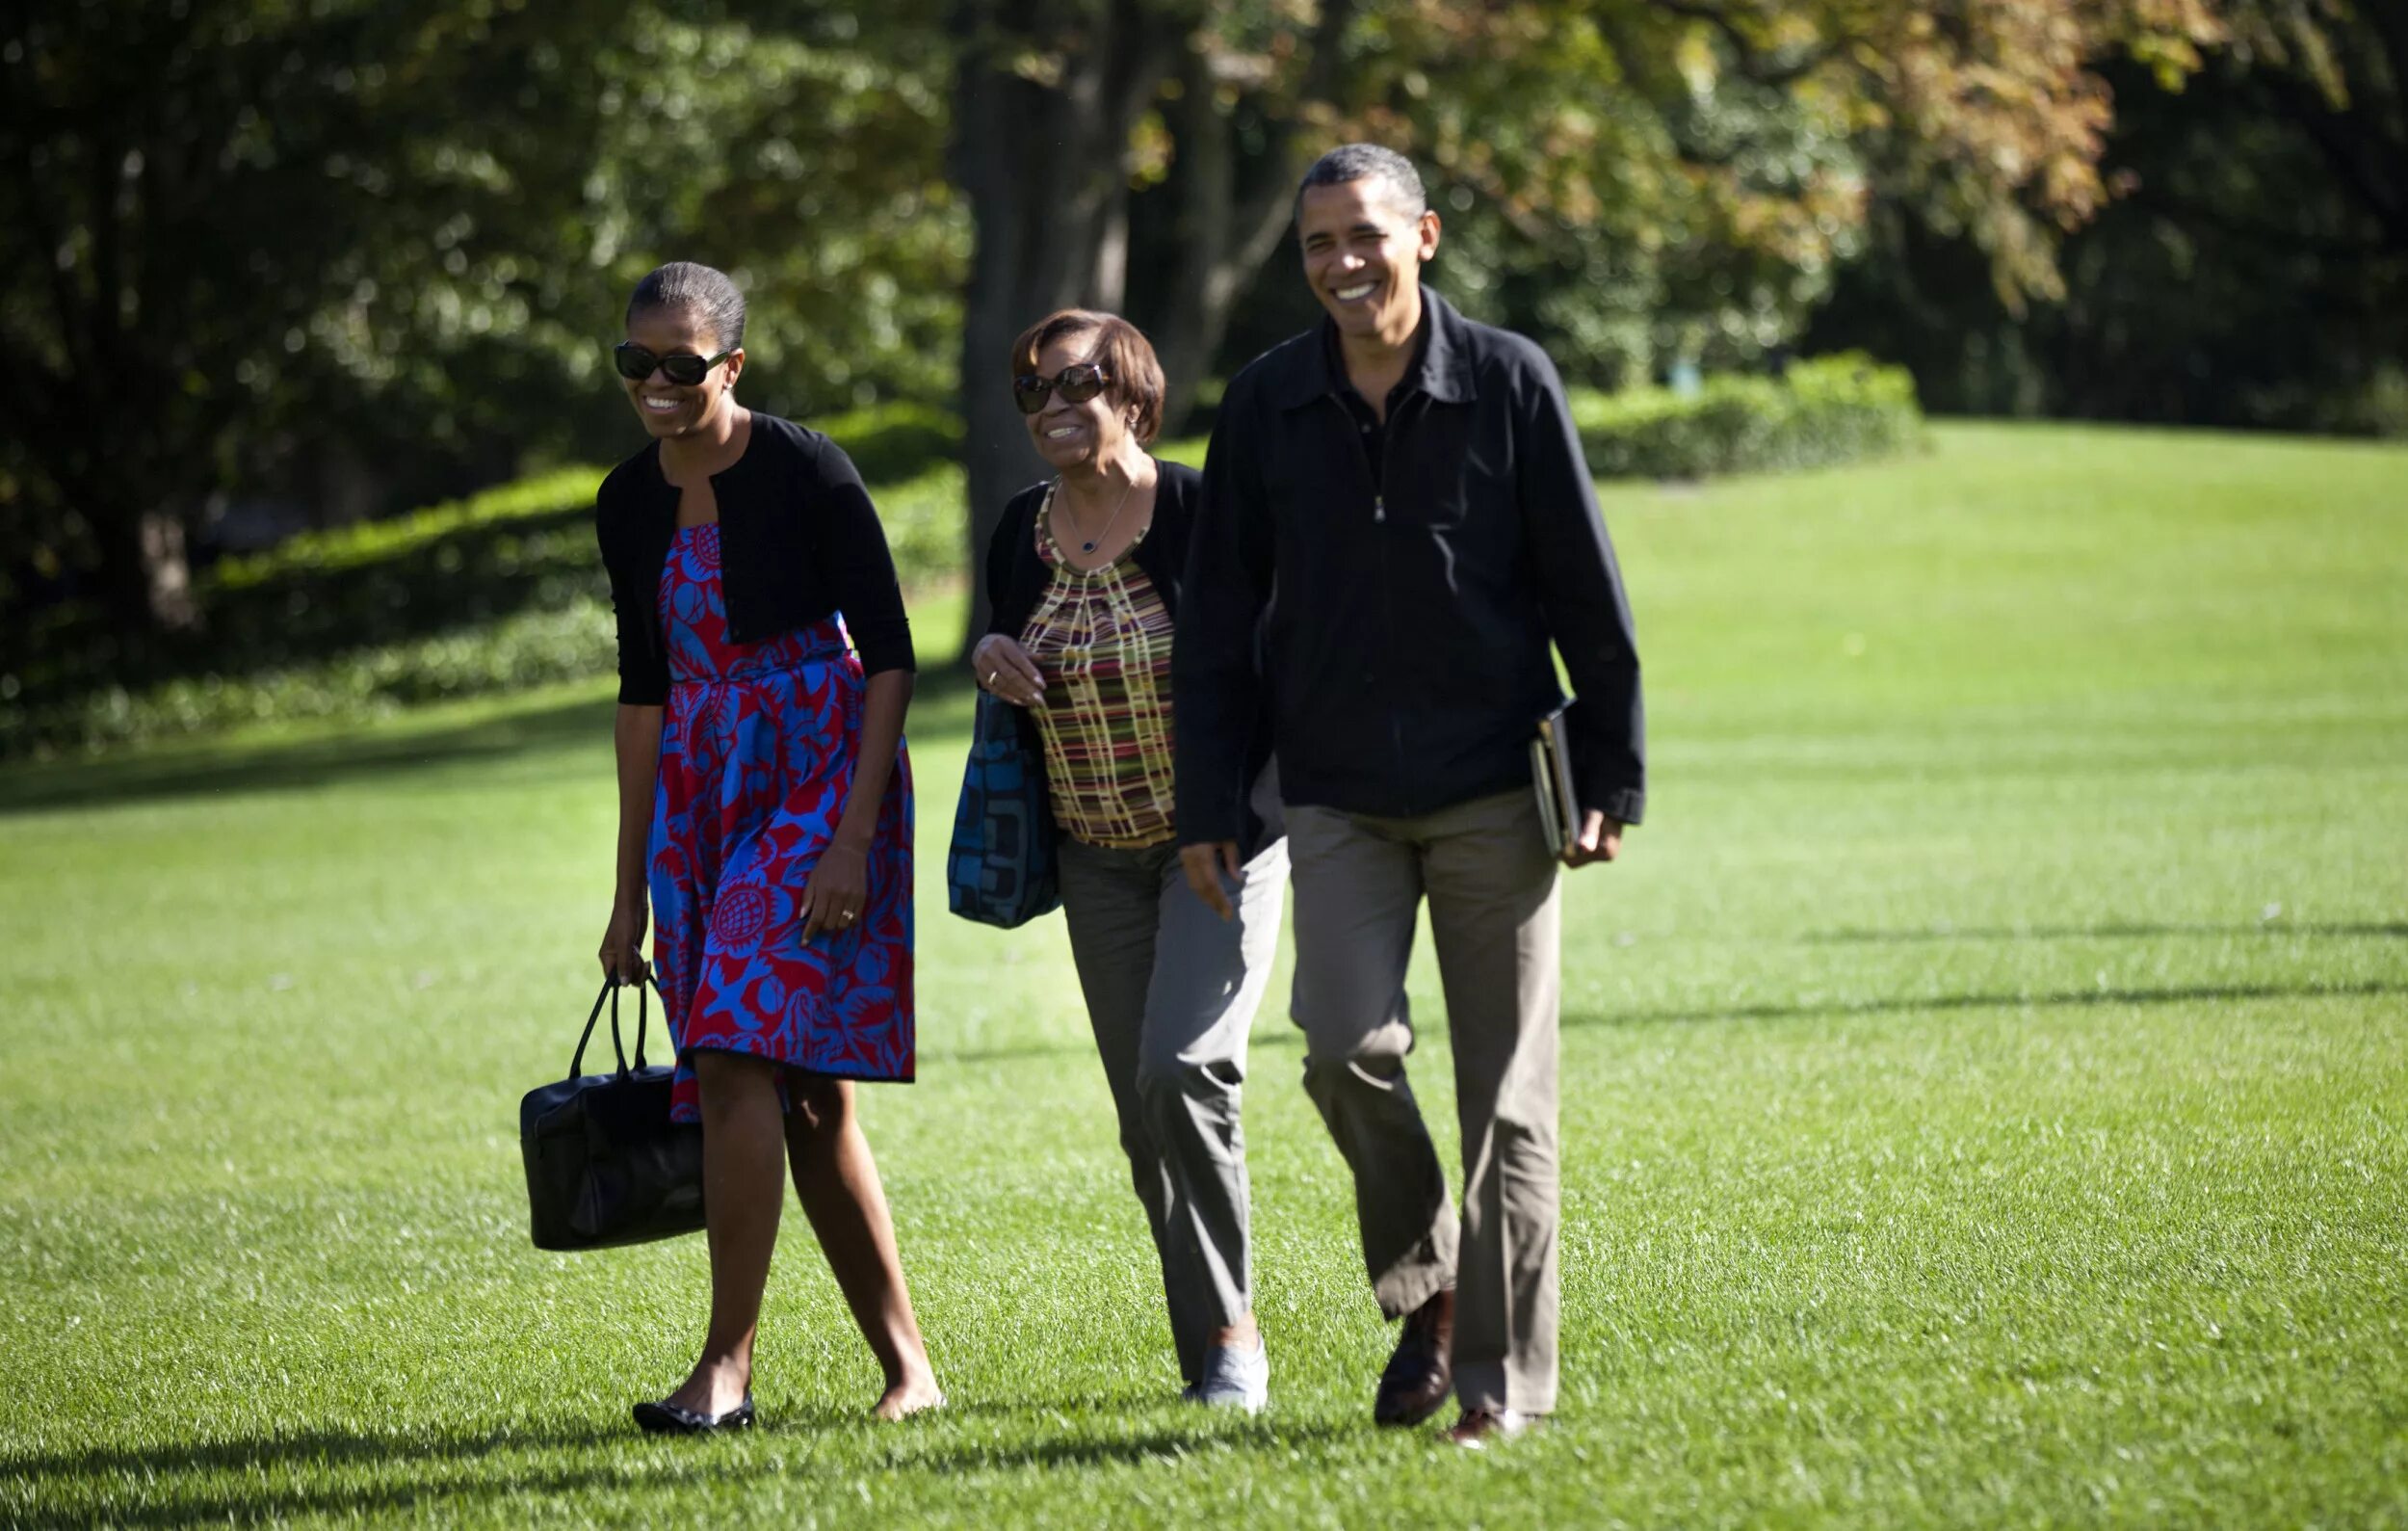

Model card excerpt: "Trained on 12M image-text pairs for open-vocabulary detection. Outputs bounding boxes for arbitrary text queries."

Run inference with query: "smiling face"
[621,305,744,441]
[1298,177,1441,349]
[1022,330,1132,473]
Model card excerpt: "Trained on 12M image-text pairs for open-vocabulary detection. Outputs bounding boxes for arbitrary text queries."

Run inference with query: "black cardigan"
[983,460,1281,859]
[595,413,914,706]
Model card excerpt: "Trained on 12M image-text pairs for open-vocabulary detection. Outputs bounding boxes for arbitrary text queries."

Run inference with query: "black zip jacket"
[1174,288,1644,840]
[596,413,914,705]
[985,461,1282,861]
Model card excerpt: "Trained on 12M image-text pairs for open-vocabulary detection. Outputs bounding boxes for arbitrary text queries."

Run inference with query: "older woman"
[594,261,941,1433]
[974,310,1285,1410]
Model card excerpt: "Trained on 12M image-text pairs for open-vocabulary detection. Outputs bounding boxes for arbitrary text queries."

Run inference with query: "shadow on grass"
[1806,922,2408,942]
[1564,977,2408,1031]
[939,978,2408,1065]
[7,1422,626,1530]
[3,1419,622,1478]
[0,695,615,818]
[890,1413,1362,1473]
[0,667,982,819]
[7,1410,1361,1527]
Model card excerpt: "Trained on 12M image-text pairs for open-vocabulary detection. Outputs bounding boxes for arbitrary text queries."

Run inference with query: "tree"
[1804,1,2400,432]
[944,0,2241,653]
[3,0,405,638]
[2219,0,2400,251]
[0,0,957,657]
[952,0,1194,649]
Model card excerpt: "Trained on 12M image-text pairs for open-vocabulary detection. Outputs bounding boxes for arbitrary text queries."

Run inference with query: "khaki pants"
[1287,789,1561,1415]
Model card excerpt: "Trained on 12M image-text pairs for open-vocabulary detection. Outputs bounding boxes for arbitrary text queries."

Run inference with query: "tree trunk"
[1148,47,1241,426]
[1149,84,1307,430]
[1144,0,1358,431]
[83,484,200,655]
[951,0,1182,660]
[139,506,199,630]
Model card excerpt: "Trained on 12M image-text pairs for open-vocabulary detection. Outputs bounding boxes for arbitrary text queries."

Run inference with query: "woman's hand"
[800,841,872,940]
[973,634,1046,707]
[599,897,649,984]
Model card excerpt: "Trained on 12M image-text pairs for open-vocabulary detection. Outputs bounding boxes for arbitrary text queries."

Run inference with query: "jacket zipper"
[1334,391,1411,798]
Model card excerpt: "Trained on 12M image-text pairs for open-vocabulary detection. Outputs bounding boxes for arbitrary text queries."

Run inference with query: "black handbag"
[519,977,706,1252]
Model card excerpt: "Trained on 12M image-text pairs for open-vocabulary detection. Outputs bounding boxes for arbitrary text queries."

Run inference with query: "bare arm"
[798,668,913,938]
[791,438,916,937]
[599,702,665,982]
[840,670,912,851]
[614,703,666,899]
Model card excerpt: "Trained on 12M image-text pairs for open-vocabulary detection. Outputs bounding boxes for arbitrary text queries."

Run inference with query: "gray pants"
[1057,834,1288,1387]
[1287,789,1563,1415]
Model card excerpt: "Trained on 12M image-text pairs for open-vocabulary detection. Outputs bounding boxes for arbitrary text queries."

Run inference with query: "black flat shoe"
[633,1393,757,1435]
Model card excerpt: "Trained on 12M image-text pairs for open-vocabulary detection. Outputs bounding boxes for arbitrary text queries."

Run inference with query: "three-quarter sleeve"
[984,489,1032,637]
[596,485,670,707]
[804,437,916,675]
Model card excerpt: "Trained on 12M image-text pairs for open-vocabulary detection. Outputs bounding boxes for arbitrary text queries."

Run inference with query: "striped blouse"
[1019,490,1178,850]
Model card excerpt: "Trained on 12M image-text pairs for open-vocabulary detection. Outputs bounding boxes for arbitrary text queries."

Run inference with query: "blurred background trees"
[4,0,959,656]
[3,0,2395,663]
[1808,0,2404,431]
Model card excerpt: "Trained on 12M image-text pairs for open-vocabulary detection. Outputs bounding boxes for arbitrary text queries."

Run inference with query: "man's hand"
[1179,841,1242,920]
[1563,810,1623,868]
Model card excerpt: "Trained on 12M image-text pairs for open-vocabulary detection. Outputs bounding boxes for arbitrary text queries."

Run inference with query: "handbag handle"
[568,974,669,1080]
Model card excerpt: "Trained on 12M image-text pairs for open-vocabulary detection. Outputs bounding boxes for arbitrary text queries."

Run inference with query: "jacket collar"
[1273,285,1478,410]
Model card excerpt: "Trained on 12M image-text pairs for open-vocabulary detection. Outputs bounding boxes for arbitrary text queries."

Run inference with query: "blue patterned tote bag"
[947,690,1061,927]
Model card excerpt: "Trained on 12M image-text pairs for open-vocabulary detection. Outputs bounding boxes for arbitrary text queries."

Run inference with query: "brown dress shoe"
[1447,1408,1544,1448]
[1373,1286,1455,1426]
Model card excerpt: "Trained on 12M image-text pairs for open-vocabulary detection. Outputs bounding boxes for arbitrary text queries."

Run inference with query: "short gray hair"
[1295,144,1428,225]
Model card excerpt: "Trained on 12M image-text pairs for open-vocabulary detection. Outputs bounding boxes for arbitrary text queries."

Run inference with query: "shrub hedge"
[1569,353,1922,480]
[55,599,620,752]
[8,362,1920,755]
[4,410,972,757]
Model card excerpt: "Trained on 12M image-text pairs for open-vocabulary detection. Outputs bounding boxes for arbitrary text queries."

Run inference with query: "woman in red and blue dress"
[593,261,940,1433]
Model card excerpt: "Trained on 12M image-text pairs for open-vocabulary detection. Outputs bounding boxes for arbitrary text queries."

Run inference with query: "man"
[1174,145,1644,1448]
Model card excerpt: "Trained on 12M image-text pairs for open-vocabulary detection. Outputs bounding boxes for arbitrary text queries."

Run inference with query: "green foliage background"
[3,0,2398,699]
[2,362,1920,757]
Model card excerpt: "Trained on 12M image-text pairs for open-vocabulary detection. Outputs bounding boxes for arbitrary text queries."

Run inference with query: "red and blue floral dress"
[646,522,914,1122]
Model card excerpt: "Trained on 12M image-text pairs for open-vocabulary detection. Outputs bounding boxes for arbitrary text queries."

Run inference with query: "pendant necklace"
[1055,466,1139,556]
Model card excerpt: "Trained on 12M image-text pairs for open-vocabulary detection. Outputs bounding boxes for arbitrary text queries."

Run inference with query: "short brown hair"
[1008,309,1167,446]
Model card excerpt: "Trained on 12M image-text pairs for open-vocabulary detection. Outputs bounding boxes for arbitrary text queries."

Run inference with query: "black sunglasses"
[1013,361,1111,414]
[615,341,735,386]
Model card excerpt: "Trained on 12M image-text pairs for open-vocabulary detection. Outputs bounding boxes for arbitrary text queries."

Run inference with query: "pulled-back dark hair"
[626,261,746,352]
[1294,144,1428,224]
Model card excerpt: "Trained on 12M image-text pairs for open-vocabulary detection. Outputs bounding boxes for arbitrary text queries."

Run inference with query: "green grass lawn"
[3,421,2404,1527]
